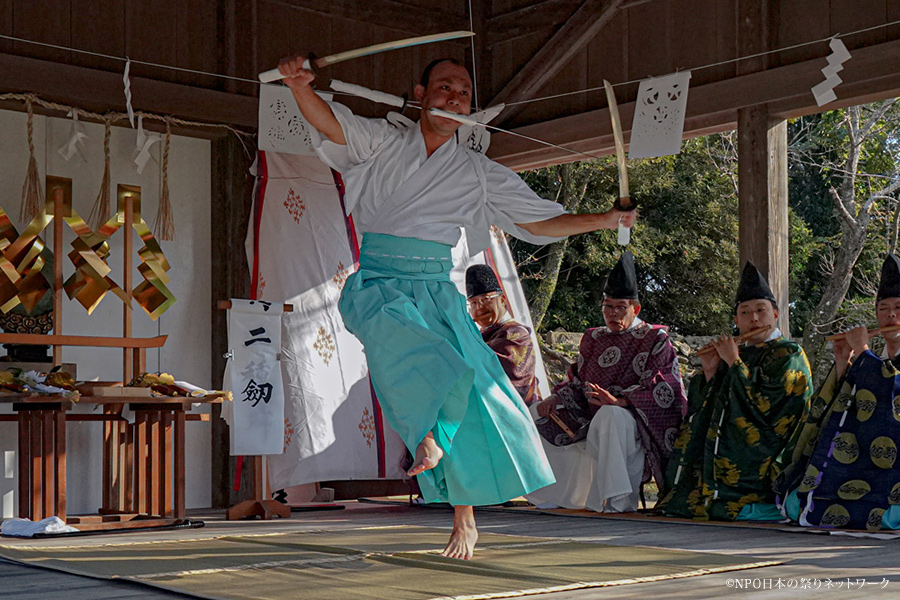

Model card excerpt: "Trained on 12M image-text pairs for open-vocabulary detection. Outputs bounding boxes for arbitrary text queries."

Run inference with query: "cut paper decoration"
[457,103,505,154]
[132,115,161,174]
[628,71,692,160]
[123,59,135,128]
[812,37,852,107]
[223,299,286,455]
[258,84,333,156]
[57,110,88,162]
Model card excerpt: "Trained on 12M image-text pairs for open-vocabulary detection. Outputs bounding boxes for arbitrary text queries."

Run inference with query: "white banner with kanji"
[224,299,286,456]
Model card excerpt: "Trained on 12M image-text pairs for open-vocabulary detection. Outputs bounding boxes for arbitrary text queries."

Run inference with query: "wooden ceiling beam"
[485,0,581,47]
[488,37,900,171]
[263,0,469,37]
[489,0,626,126]
[0,52,258,133]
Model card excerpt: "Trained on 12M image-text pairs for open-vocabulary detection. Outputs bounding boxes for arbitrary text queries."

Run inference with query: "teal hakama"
[339,233,555,506]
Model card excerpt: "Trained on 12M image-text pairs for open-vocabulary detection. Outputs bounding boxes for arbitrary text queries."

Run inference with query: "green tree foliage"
[513,136,745,335]
[512,133,823,338]
[790,101,900,374]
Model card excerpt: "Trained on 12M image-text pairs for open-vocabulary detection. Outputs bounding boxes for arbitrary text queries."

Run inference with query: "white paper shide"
[628,71,692,160]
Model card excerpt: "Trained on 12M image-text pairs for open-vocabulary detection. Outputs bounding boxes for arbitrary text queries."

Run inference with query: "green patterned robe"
[658,336,813,520]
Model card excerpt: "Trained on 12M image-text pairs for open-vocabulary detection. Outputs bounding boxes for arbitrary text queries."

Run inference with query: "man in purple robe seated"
[529,251,687,512]
[466,264,541,406]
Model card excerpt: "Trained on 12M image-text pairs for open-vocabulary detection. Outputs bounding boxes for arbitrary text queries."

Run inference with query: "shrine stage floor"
[1,500,898,600]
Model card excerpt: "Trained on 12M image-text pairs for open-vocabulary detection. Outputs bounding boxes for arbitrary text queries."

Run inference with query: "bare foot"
[441,505,478,560]
[407,432,443,477]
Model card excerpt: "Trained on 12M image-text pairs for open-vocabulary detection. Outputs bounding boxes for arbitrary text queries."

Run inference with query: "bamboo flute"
[695,325,774,357]
[824,324,900,342]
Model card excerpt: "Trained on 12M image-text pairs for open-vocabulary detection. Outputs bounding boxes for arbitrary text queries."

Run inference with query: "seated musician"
[775,253,900,530]
[466,264,542,405]
[529,251,687,512]
[658,261,813,521]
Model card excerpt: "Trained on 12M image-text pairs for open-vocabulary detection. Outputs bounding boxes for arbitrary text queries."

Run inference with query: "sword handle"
[617,221,631,246]
[613,196,637,212]
[258,58,312,83]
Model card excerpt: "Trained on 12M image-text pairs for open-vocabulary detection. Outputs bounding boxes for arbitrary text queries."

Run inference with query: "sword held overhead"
[258,31,476,83]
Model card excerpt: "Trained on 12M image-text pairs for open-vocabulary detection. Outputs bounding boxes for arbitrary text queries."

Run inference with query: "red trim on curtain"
[332,169,387,478]
[234,151,271,492]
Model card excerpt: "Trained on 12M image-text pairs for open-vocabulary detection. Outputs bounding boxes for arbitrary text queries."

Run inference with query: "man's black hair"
[419,58,465,88]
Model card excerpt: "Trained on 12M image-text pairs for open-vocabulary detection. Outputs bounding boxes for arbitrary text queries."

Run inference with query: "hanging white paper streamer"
[123,59,135,128]
[132,115,161,174]
[258,84,333,156]
[812,38,852,107]
[456,103,505,154]
[223,299,286,455]
[628,71,692,159]
[57,110,88,162]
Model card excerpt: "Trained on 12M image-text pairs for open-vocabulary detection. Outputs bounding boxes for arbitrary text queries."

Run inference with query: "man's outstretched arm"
[278,55,347,145]
[517,209,636,237]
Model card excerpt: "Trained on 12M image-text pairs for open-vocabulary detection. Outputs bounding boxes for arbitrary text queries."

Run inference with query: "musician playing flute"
[775,254,900,530]
[658,262,812,521]
[276,55,636,558]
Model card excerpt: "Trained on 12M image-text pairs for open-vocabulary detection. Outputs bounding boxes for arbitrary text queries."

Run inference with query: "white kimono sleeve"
[482,158,569,246]
[311,101,395,173]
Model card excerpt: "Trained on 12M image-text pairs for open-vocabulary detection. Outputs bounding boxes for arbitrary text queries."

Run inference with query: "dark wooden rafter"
[489,0,626,126]
[262,0,468,36]
[486,0,582,47]
[218,0,258,96]
[485,0,651,46]
[0,52,258,132]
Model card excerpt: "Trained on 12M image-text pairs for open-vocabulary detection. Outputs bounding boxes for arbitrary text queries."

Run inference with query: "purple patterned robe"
[539,322,688,488]
[481,320,542,406]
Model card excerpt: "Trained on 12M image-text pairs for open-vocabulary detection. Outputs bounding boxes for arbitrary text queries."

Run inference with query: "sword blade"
[603,80,630,202]
[259,30,474,82]
[314,31,475,69]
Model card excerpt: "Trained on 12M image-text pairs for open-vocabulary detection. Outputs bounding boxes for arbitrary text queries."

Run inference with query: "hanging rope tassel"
[19,96,44,223]
[153,121,174,241]
[88,119,112,231]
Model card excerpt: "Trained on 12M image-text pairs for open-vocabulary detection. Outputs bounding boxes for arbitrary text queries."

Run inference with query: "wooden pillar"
[735,0,790,336]
[210,133,255,508]
[738,107,790,336]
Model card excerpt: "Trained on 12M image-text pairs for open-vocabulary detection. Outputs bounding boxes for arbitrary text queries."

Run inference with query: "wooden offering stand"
[0,181,217,531]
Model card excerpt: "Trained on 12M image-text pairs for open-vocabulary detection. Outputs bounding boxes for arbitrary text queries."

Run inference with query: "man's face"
[414,61,473,138]
[601,298,640,332]
[876,297,900,330]
[468,291,506,329]
[734,299,778,343]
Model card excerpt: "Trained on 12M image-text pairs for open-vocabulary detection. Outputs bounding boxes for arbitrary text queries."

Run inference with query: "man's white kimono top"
[313,102,568,254]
